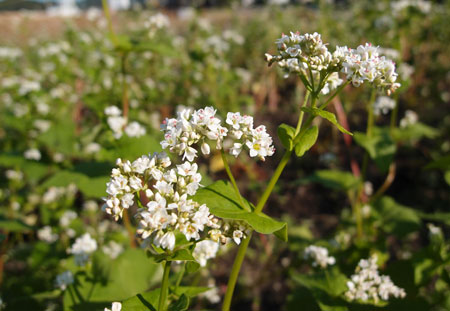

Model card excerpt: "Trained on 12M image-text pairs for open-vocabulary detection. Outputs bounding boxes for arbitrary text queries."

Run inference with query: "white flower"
[60,210,77,227]
[345,255,406,303]
[5,170,23,181]
[33,119,51,133]
[105,302,122,311]
[102,241,124,259]
[55,271,74,290]
[83,200,98,212]
[125,121,146,137]
[24,148,41,161]
[85,142,101,154]
[153,231,176,250]
[107,116,127,139]
[373,96,396,116]
[68,233,98,266]
[104,106,122,117]
[193,240,219,267]
[37,226,58,243]
[304,245,336,268]
[399,110,418,128]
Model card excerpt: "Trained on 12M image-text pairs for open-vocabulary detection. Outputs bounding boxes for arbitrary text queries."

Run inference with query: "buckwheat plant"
[100,27,401,310]
[217,31,401,311]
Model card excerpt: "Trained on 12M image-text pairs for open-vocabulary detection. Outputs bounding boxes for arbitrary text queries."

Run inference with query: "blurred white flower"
[37,226,58,243]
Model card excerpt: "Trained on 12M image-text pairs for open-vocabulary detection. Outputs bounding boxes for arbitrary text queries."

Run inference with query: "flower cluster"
[399,110,418,128]
[160,107,275,162]
[55,271,74,291]
[345,255,406,303]
[265,32,400,95]
[193,240,220,267]
[104,106,146,139]
[37,226,59,243]
[303,245,336,268]
[67,233,98,266]
[104,152,245,250]
[373,96,396,116]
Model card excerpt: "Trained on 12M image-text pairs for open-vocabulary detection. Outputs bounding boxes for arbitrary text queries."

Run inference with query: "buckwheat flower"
[399,110,418,128]
[104,106,122,117]
[199,279,221,304]
[105,302,122,311]
[85,142,101,154]
[37,226,58,243]
[102,241,124,259]
[145,13,170,29]
[124,121,146,138]
[24,148,41,161]
[153,231,176,250]
[55,271,74,291]
[373,96,396,116]
[5,170,23,181]
[107,116,127,139]
[42,186,66,204]
[60,210,77,227]
[321,72,343,95]
[33,119,51,133]
[193,240,220,267]
[68,233,98,266]
[345,255,406,303]
[304,245,336,268]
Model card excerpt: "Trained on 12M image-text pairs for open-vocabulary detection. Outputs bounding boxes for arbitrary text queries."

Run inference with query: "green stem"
[355,90,377,238]
[101,0,117,44]
[221,150,248,211]
[254,151,292,214]
[295,91,310,135]
[158,261,172,311]
[319,80,350,110]
[222,231,253,311]
[174,261,186,289]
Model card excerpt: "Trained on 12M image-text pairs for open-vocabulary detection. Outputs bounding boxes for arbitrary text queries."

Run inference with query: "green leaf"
[301,107,352,135]
[425,155,450,170]
[37,121,77,155]
[171,286,210,297]
[40,170,109,198]
[294,126,319,157]
[193,181,288,241]
[354,127,396,172]
[185,261,200,274]
[292,267,349,311]
[0,154,49,181]
[303,170,360,191]
[168,294,189,311]
[372,196,421,237]
[0,215,33,232]
[445,171,450,186]
[99,135,161,162]
[277,123,296,151]
[292,267,349,297]
[122,289,160,311]
[152,249,196,263]
[392,122,439,142]
[63,249,162,309]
